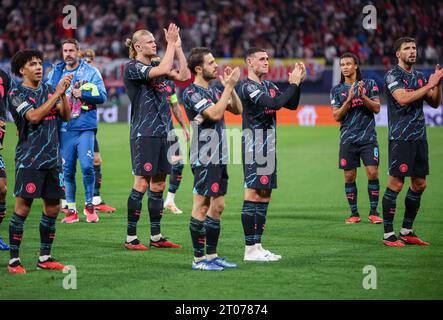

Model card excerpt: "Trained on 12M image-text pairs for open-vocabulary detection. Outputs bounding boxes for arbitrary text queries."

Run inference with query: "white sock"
[206,253,218,261]
[194,256,206,263]
[67,202,76,211]
[151,234,162,242]
[165,192,175,203]
[93,196,102,206]
[61,199,68,208]
[39,255,51,262]
[384,232,395,240]
[126,235,138,243]
[9,258,20,265]
[400,228,412,236]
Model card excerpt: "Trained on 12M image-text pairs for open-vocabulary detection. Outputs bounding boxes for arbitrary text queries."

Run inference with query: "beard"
[403,56,416,66]
[202,69,216,81]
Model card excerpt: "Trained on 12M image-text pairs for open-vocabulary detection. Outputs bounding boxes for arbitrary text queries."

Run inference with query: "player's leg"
[399,140,430,245]
[398,176,429,245]
[37,167,68,269]
[190,194,216,270]
[60,131,79,223]
[382,175,405,246]
[93,135,116,213]
[164,155,184,214]
[205,194,237,268]
[125,175,148,250]
[382,140,413,247]
[148,174,181,248]
[343,169,360,223]
[37,198,65,270]
[243,188,279,261]
[340,143,361,223]
[365,166,382,223]
[0,163,9,250]
[8,196,32,273]
[361,142,382,223]
[78,130,97,222]
[148,137,180,248]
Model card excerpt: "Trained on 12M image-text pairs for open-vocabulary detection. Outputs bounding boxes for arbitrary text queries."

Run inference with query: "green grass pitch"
[0,123,442,299]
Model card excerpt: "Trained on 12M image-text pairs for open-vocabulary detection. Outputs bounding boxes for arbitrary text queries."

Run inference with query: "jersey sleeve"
[8,89,34,118]
[385,70,404,94]
[183,89,214,114]
[366,79,380,99]
[124,61,152,81]
[330,86,341,108]
[240,81,264,104]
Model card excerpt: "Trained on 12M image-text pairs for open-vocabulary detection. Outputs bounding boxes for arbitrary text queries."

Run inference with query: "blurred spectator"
[0,0,441,65]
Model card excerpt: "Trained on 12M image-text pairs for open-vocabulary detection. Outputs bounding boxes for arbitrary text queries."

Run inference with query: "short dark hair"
[245,47,266,60]
[339,52,363,83]
[11,49,44,77]
[187,47,212,75]
[62,38,80,50]
[394,37,416,53]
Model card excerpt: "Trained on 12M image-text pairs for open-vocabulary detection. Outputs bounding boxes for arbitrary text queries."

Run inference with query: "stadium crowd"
[0,0,442,65]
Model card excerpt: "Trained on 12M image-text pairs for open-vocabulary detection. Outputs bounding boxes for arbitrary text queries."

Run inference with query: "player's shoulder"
[363,78,379,87]
[384,66,402,81]
[0,68,10,80]
[182,84,197,100]
[330,83,344,95]
[413,68,425,78]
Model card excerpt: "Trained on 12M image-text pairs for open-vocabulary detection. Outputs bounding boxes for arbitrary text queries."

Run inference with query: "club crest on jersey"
[269,88,276,97]
[260,175,269,185]
[191,92,202,103]
[211,182,219,193]
[144,162,153,172]
[418,79,424,87]
[26,182,36,194]
[399,163,408,173]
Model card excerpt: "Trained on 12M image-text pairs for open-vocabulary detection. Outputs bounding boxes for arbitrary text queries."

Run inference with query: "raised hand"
[297,62,307,82]
[163,23,179,44]
[219,66,233,86]
[55,74,73,96]
[288,63,303,85]
[225,67,240,87]
[428,71,443,88]
[347,83,355,101]
[358,80,365,97]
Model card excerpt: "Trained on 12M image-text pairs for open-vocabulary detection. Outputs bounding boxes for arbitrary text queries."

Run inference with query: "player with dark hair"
[183,47,242,270]
[151,55,190,215]
[123,25,191,250]
[330,52,383,225]
[7,49,72,273]
[79,48,116,214]
[236,47,304,261]
[47,39,108,223]
[382,37,443,247]
[0,68,12,250]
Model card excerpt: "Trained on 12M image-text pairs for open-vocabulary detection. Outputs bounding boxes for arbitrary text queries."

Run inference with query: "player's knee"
[150,181,166,192]
[81,165,95,178]
[0,184,6,196]
[412,180,426,192]
[344,171,356,183]
[133,179,148,193]
[389,180,404,192]
[367,170,378,180]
